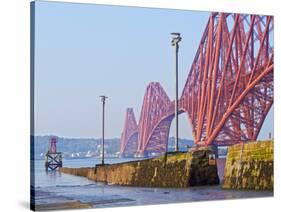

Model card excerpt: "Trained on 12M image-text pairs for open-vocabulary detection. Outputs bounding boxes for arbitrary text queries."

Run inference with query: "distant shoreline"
[32,156,126,161]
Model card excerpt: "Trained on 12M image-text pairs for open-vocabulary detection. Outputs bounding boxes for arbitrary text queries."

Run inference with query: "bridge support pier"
[120,153,135,158]
[209,145,218,158]
[134,151,149,158]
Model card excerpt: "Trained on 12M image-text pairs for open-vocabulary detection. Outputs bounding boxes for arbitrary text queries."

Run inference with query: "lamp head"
[171,32,182,46]
[99,95,108,102]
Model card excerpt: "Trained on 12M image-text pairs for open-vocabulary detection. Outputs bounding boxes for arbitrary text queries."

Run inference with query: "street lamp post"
[171,32,182,152]
[99,95,108,165]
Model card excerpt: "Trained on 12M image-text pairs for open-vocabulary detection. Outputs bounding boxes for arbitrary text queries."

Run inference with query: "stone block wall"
[60,148,219,188]
[223,140,273,190]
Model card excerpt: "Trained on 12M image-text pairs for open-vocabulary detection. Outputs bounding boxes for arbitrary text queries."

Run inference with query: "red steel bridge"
[120,12,274,157]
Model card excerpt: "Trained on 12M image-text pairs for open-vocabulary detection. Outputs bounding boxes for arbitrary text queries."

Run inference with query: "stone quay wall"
[60,148,219,188]
[223,140,273,190]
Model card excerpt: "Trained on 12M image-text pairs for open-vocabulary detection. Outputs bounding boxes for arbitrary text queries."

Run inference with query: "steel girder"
[120,12,274,156]
[181,13,273,146]
[119,108,139,157]
[136,82,173,156]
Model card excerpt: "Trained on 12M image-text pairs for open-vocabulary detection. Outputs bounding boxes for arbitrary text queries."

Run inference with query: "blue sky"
[34,1,273,139]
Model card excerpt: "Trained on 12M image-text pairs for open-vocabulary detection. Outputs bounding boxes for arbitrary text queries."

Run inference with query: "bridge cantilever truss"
[136,82,174,156]
[182,13,273,146]
[120,12,274,157]
[120,108,139,157]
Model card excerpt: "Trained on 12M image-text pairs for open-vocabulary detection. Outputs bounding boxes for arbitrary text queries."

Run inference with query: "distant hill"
[32,135,193,159]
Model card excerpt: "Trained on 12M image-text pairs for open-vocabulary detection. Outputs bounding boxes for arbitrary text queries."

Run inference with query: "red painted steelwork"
[181,13,273,146]
[49,137,57,153]
[136,82,174,156]
[120,108,139,157]
[120,13,274,156]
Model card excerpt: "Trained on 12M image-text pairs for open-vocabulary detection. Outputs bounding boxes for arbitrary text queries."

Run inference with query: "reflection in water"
[45,170,61,179]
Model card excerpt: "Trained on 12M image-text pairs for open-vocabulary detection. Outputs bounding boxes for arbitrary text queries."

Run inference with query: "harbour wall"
[60,148,220,188]
[223,140,273,190]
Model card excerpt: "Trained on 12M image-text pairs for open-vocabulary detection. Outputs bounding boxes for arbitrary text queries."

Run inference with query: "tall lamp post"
[99,95,108,165]
[171,32,182,152]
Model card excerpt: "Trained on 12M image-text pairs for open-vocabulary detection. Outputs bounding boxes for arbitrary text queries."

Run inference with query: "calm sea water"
[33,158,273,208]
